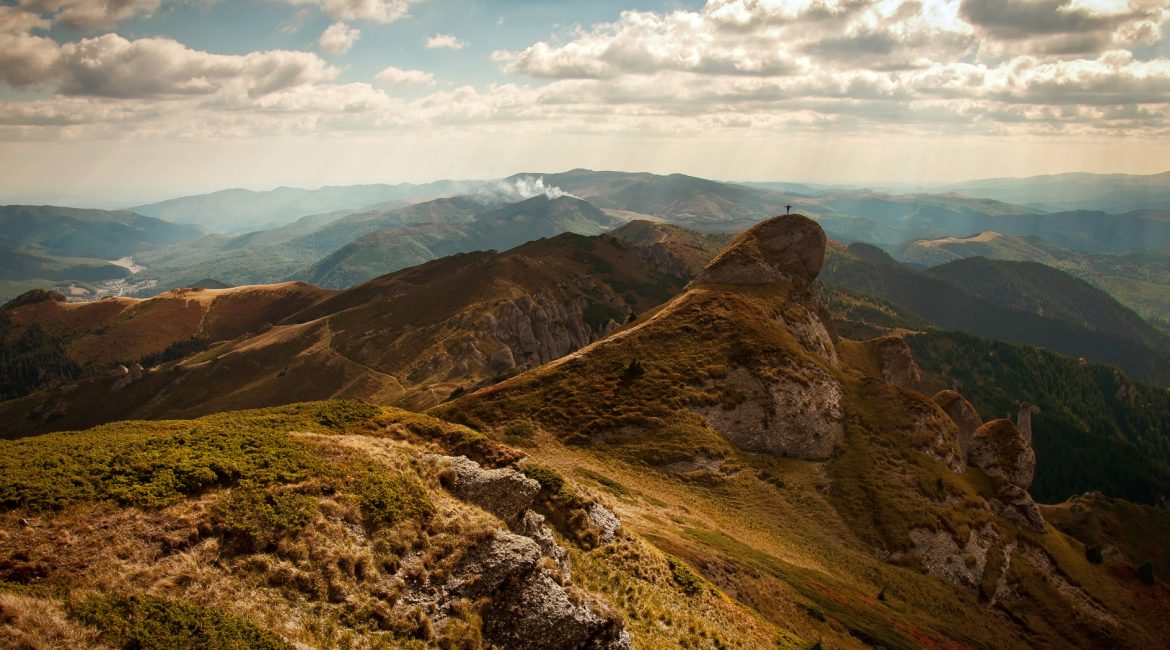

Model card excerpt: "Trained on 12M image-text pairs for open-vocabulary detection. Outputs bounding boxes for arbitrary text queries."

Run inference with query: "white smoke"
[477,176,576,202]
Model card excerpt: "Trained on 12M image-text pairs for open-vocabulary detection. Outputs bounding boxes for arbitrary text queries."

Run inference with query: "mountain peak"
[698,213,825,286]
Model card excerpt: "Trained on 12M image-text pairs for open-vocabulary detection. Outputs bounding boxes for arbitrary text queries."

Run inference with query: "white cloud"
[19,0,163,30]
[374,65,435,85]
[318,22,360,54]
[425,33,466,49]
[284,0,421,24]
[48,34,339,99]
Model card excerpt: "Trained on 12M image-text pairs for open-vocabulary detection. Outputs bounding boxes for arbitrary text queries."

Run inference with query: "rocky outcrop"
[698,214,825,287]
[477,293,626,373]
[873,336,922,389]
[909,525,1000,592]
[432,455,540,526]
[778,299,839,366]
[933,390,982,457]
[701,365,845,460]
[1016,403,1040,445]
[431,456,630,648]
[969,419,1045,532]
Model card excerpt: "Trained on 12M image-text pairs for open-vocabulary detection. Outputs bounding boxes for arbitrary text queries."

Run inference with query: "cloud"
[374,65,435,85]
[284,0,421,24]
[318,22,359,54]
[425,33,466,49]
[19,0,163,30]
[53,34,338,98]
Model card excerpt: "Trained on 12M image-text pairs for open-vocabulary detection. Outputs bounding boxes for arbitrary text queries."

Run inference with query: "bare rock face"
[433,455,540,526]
[477,293,626,376]
[586,503,622,545]
[873,336,923,389]
[778,299,839,366]
[969,419,1045,532]
[933,390,983,457]
[1016,403,1040,445]
[698,214,826,287]
[701,365,845,460]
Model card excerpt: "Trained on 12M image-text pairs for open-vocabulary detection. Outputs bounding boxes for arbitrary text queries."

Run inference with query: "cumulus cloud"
[284,0,420,23]
[425,33,466,49]
[19,0,163,29]
[374,65,435,85]
[319,22,359,54]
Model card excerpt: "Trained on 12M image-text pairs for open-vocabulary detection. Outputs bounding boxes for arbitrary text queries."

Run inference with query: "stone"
[968,419,1045,532]
[698,214,826,286]
[432,455,540,526]
[873,336,922,389]
[933,390,983,457]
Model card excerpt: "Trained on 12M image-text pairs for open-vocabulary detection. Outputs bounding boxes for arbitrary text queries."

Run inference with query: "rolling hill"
[303,195,625,288]
[0,282,333,401]
[897,232,1170,327]
[821,244,1170,385]
[131,180,481,233]
[0,205,202,260]
[0,222,726,435]
[948,170,1170,213]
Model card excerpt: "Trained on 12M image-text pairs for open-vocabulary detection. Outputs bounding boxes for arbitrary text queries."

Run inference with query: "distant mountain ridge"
[131,180,483,233]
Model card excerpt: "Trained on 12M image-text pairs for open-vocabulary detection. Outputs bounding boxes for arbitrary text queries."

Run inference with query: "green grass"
[0,401,380,511]
[70,594,292,650]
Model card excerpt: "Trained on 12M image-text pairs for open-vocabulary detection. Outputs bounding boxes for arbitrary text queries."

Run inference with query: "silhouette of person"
[785,204,792,214]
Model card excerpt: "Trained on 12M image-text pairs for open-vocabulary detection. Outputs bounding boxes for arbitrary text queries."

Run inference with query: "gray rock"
[434,455,540,526]
[586,504,621,545]
[483,570,631,650]
[933,390,983,457]
[701,365,845,460]
[968,419,1045,532]
[874,336,922,389]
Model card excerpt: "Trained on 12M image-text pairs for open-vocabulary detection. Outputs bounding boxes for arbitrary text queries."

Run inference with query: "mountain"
[0,282,333,401]
[908,330,1170,505]
[5,216,1169,649]
[0,245,131,283]
[928,257,1169,350]
[303,195,624,288]
[130,180,482,233]
[948,170,1170,213]
[431,215,1170,647]
[0,205,202,259]
[0,223,725,436]
[897,232,1170,328]
[821,244,1170,385]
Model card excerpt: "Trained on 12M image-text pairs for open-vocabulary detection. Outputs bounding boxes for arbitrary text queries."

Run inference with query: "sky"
[0,0,1168,205]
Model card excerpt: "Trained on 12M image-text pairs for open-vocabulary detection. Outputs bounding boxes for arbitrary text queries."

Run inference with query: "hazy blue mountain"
[131,180,482,233]
[303,195,623,288]
[0,205,202,260]
[821,244,1170,385]
[896,232,1170,327]
[947,171,1170,213]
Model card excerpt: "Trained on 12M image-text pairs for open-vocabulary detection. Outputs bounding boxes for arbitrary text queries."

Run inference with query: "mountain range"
[3,215,1169,648]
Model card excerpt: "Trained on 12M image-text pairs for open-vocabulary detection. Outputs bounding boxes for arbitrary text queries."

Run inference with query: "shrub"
[1085,545,1104,564]
[69,594,291,650]
[215,482,317,552]
[621,359,645,382]
[347,462,434,529]
[666,556,705,596]
[1138,561,1156,586]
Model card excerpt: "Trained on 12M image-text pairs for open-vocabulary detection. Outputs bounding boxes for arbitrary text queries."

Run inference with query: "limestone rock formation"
[969,419,1046,532]
[432,455,540,526]
[873,336,923,389]
[702,366,845,460]
[1016,403,1040,445]
[698,214,826,286]
[933,390,983,457]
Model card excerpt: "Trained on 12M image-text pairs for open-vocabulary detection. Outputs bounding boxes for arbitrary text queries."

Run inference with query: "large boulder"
[933,390,983,457]
[873,336,923,389]
[432,455,540,525]
[698,214,826,287]
[969,419,1045,532]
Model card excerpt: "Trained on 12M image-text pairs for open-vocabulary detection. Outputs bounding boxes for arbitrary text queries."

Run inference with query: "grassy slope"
[822,244,1170,386]
[0,228,722,437]
[434,277,1170,649]
[0,401,785,649]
